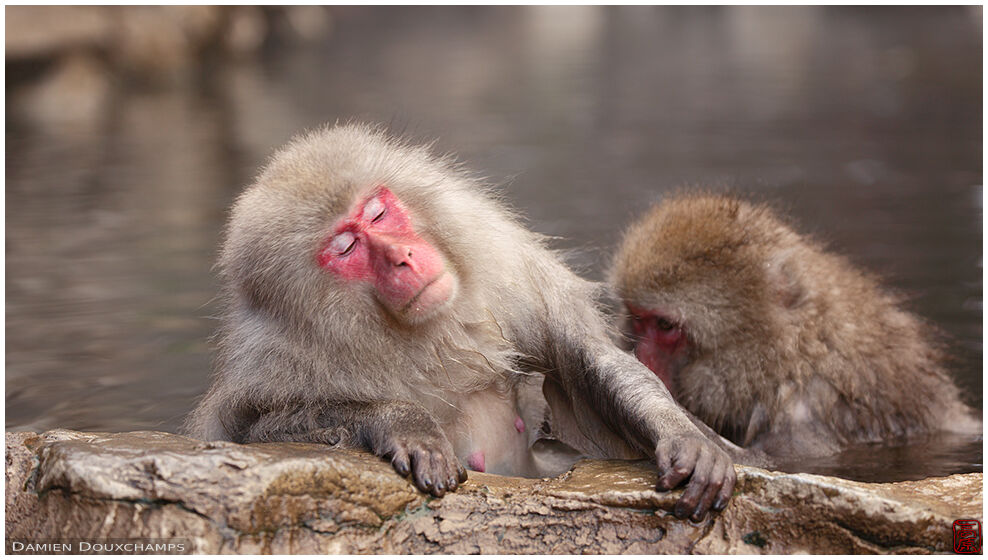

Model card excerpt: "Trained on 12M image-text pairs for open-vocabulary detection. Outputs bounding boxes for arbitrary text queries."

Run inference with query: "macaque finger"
[430,451,448,497]
[713,463,736,511]
[411,448,435,494]
[391,447,411,478]
[657,439,699,491]
[446,458,463,491]
[654,442,673,485]
[690,456,726,522]
[673,444,712,519]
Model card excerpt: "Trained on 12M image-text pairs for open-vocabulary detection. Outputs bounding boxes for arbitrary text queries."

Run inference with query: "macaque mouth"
[402,275,440,311]
[400,271,454,315]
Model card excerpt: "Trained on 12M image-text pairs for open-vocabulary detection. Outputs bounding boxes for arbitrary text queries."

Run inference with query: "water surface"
[6,6,981,481]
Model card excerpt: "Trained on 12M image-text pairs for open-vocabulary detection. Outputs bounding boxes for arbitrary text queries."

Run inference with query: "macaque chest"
[444,387,537,478]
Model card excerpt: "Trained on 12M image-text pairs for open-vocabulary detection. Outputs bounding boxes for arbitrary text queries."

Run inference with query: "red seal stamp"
[953,519,982,554]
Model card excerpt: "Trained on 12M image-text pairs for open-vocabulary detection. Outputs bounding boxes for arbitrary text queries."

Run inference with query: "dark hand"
[374,425,467,498]
[655,435,736,521]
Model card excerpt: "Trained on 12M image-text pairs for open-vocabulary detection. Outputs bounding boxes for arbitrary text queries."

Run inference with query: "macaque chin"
[611,193,981,457]
[184,125,737,520]
[317,187,457,324]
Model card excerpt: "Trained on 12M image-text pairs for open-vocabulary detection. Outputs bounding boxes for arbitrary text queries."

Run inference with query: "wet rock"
[5,6,112,60]
[5,6,334,130]
[6,6,334,91]
[5,430,981,554]
[113,6,226,81]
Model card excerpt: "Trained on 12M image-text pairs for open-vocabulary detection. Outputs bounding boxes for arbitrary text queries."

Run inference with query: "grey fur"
[185,124,735,516]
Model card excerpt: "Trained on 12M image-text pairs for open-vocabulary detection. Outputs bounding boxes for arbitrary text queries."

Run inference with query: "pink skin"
[467,451,486,473]
[627,303,688,394]
[463,417,524,474]
[318,187,454,322]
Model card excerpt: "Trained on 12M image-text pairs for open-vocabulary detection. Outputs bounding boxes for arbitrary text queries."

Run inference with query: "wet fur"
[611,193,982,456]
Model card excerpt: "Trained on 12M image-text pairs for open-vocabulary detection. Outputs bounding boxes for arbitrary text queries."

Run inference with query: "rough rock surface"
[5,430,981,554]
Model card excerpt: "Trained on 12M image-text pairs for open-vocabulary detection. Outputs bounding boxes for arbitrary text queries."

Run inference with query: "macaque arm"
[248,400,467,497]
[569,341,738,519]
[517,263,736,520]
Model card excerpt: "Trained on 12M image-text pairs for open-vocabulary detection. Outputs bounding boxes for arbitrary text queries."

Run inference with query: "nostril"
[383,243,414,267]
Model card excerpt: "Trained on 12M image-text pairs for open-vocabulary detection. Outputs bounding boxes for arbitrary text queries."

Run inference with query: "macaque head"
[610,194,799,397]
[221,124,467,328]
[316,186,456,324]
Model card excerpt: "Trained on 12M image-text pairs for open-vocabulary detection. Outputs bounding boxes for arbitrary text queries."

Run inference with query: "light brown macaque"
[610,193,981,457]
[184,125,735,520]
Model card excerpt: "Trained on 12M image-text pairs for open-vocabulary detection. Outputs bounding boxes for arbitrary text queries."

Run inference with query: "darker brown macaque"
[185,125,735,520]
[611,193,981,458]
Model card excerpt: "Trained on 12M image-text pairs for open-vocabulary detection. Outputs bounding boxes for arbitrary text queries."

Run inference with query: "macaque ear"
[766,249,804,309]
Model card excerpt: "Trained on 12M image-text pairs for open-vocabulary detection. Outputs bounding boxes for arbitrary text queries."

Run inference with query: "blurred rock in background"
[6,6,333,128]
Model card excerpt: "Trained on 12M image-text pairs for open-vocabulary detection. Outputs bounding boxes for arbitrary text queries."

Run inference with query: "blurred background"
[5,6,982,477]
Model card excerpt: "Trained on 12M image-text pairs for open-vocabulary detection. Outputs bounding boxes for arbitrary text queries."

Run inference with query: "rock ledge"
[5,430,981,554]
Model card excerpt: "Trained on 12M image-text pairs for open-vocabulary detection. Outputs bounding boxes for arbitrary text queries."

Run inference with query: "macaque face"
[317,187,457,324]
[626,303,690,394]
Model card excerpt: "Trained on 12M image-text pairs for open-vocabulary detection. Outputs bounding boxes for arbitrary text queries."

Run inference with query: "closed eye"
[655,317,677,331]
[329,231,357,257]
[363,196,386,223]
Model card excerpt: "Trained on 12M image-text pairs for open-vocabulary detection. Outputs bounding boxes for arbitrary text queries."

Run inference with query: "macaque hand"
[655,435,736,521]
[375,424,468,498]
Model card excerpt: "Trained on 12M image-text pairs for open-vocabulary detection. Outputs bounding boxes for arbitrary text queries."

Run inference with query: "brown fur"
[610,193,981,456]
[184,124,736,517]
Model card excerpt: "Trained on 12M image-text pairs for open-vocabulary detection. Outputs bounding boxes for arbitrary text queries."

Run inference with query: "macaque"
[184,124,735,520]
[610,193,981,457]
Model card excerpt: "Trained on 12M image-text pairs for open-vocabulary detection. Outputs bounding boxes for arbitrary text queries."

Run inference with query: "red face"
[626,303,688,394]
[318,187,456,323]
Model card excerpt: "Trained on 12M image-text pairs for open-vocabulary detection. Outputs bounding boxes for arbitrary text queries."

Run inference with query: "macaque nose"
[367,232,419,271]
[381,240,414,268]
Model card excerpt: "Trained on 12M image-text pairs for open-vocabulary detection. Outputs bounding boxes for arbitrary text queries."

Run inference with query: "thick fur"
[610,193,981,456]
[184,124,737,516]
